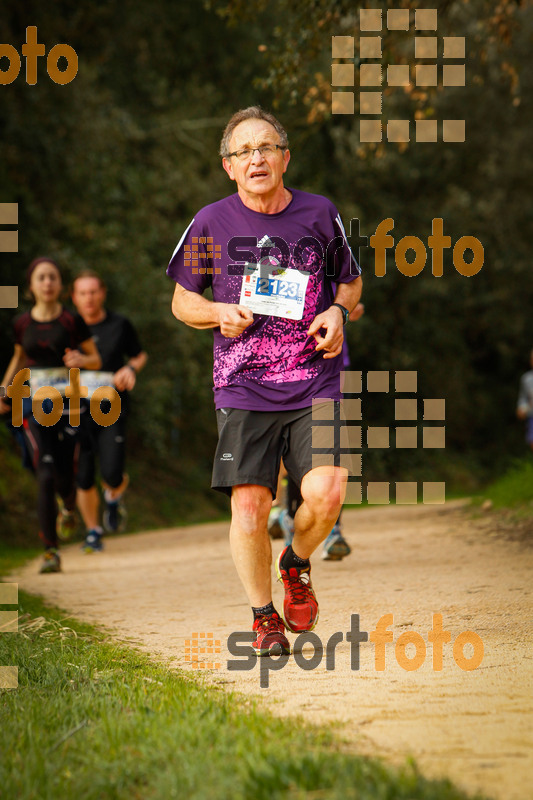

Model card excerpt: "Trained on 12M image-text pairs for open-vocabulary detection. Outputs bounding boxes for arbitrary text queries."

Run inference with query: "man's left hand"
[307,306,344,359]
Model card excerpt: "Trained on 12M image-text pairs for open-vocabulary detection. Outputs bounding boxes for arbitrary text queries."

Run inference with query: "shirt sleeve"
[167,216,214,294]
[326,204,361,283]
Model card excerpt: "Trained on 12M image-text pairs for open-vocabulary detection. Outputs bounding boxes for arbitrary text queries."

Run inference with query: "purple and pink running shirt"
[167,188,360,411]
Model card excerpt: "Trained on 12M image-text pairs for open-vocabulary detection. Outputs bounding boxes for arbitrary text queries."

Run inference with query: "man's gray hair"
[219,106,289,158]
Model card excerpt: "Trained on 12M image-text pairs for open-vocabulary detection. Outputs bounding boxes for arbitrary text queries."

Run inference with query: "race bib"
[28,368,115,397]
[78,371,115,395]
[29,367,70,396]
[239,262,310,320]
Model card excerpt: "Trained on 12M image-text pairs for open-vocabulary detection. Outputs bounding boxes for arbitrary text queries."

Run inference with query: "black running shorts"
[212,403,345,497]
[77,412,127,491]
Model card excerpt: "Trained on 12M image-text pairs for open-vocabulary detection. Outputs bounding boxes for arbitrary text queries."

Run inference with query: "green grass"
[0,546,41,574]
[0,590,490,800]
[473,457,533,509]
[0,421,231,550]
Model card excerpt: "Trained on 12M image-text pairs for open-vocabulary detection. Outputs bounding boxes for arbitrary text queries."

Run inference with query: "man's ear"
[282,148,290,174]
[222,157,235,181]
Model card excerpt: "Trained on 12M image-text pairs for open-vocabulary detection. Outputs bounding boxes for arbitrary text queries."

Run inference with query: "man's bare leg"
[230,484,291,656]
[76,486,100,530]
[276,467,346,633]
[78,485,105,552]
[229,484,273,607]
[291,466,347,559]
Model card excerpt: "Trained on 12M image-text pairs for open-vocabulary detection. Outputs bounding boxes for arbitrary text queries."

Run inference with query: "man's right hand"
[217,304,254,338]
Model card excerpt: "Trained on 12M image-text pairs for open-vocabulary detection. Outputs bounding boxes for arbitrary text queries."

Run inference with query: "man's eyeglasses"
[227,144,285,161]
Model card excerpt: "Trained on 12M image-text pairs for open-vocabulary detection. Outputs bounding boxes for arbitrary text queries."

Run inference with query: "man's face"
[222,118,290,197]
[72,276,106,318]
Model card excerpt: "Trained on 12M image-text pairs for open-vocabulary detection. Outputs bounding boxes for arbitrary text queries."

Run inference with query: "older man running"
[168,106,362,656]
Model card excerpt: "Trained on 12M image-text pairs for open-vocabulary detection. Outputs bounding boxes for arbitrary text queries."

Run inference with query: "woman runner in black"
[0,258,101,573]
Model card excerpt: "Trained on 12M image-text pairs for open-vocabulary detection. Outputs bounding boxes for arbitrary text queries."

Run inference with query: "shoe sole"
[322,545,351,560]
[254,642,291,657]
[103,506,127,534]
[39,563,61,573]
[57,528,77,542]
[321,551,344,561]
[275,550,319,634]
[268,519,284,540]
[253,643,291,657]
[56,508,78,542]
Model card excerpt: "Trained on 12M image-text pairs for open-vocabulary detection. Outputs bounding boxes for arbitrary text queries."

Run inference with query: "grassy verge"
[0,588,489,800]
[0,546,41,574]
[0,421,230,550]
[473,457,533,509]
[467,458,533,544]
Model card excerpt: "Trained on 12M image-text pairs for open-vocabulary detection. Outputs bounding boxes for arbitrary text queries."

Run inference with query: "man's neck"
[82,309,106,325]
[237,186,292,214]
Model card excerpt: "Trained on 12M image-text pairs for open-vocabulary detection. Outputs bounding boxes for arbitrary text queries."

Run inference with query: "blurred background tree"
[1,0,531,543]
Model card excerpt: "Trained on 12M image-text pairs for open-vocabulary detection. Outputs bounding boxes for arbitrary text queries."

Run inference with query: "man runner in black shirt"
[71,270,147,551]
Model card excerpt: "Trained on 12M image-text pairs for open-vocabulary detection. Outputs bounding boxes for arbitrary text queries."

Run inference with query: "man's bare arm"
[333,276,363,315]
[171,282,254,338]
[63,338,102,370]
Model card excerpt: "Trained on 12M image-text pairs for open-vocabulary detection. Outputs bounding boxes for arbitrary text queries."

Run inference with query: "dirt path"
[11,502,533,800]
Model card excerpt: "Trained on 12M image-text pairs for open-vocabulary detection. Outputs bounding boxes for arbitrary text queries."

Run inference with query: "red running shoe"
[252,612,291,657]
[276,547,319,633]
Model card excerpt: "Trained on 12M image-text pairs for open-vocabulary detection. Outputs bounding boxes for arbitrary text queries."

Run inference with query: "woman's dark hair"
[26,256,63,285]
[25,257,65,302]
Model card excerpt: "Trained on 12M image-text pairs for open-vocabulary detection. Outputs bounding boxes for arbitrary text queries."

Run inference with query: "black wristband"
[331,303,349,325]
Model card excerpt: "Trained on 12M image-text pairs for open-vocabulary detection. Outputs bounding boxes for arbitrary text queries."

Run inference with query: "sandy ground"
[11,501,533,800]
